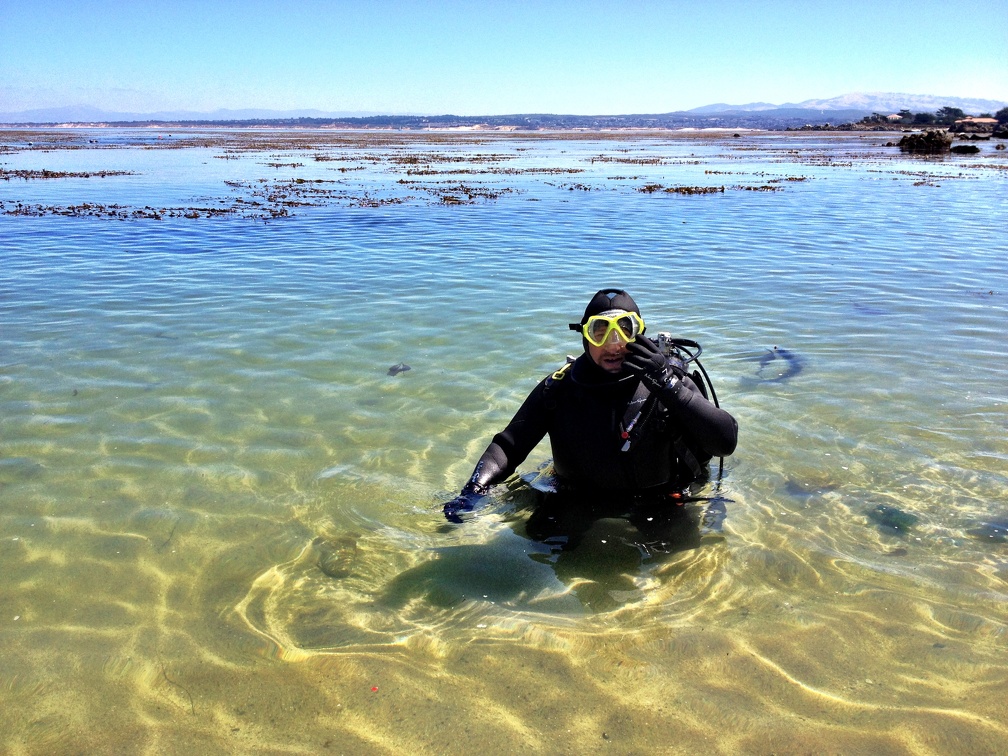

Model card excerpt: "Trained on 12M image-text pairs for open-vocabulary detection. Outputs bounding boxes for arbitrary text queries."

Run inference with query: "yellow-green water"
[1,128,1006,753]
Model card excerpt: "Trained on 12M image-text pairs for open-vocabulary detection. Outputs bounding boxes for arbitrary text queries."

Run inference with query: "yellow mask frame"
[580,311,645,347]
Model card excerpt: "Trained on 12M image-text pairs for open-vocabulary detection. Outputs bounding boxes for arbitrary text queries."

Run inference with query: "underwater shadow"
[520,494,710,612]
[738,346,805,389]
[385,482,724,615]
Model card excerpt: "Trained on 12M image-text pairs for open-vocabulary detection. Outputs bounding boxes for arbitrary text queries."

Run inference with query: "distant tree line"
[860,106,1008,126]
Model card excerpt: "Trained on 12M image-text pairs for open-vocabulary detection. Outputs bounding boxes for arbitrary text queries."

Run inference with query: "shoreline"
[1,122,917,133]
[5,122,993,147]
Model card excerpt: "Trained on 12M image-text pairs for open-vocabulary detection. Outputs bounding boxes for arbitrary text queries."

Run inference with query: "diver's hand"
[625,335,677,390]
[442,488,487,523]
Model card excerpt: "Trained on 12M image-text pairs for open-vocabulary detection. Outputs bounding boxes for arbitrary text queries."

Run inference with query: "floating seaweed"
[638,184,724,195]
[1,169,135,180]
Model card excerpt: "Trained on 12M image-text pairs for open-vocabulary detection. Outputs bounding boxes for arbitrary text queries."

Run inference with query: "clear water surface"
[1,128,1006,753]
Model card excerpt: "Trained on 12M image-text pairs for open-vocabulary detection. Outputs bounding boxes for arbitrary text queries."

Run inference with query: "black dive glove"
[442,482,489,523]
[624,335,684,392]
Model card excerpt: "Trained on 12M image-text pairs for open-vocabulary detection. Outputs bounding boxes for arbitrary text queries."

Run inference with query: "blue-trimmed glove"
[625,335,683,391]
[442,483,488,523]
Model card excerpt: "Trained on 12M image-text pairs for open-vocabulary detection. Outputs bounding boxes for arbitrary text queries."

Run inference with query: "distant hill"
[690,92,1007,115]
[688,101,782,114]
[0,111,874,130]
[0,105,389,123]
[2,92,1005,129]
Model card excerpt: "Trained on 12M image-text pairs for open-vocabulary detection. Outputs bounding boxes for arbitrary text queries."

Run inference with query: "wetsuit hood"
[578,288,641,323]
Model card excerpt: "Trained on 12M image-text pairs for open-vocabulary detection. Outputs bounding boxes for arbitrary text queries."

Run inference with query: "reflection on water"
[1,128,1007,751]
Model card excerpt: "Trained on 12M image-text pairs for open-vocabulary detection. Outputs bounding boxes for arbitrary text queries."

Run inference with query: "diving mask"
[573,310,645,347]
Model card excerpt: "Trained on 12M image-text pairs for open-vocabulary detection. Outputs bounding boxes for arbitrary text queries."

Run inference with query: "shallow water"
[1,128,1007,753]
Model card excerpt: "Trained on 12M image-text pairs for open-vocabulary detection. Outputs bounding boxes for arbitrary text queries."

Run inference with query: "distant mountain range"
[1,93,1005,127]
[686,92,1007,115]
[0,105,388,123]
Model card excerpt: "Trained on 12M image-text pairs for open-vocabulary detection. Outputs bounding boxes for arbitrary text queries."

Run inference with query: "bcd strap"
[691,369,708,400]
[548,362,572,385]
[543,358,574,410]
[550,360,573,382]
[673,437,705,479]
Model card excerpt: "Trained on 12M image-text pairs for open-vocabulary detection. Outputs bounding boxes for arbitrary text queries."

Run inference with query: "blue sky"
[2,0,1006,115]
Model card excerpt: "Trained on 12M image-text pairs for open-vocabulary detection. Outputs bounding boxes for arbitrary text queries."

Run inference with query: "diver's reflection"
[525,493,703,553]
[376,491,720,614]
[518,493,707,610]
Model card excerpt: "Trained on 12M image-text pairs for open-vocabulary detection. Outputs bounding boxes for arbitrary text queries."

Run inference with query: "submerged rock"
[965,519,1008,543]
[314,535,360,579]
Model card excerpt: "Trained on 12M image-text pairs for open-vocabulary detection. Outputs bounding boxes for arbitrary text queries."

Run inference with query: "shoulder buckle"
[543,358,575,410]
[548,357,575,383]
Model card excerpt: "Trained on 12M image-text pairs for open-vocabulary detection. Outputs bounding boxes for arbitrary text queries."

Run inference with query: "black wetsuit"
[463,352,738,499]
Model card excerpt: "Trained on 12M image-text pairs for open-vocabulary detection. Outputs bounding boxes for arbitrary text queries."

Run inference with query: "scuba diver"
[442,288,738,535]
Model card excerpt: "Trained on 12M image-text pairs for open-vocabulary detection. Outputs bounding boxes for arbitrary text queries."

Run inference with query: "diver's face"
[588,332,628,373]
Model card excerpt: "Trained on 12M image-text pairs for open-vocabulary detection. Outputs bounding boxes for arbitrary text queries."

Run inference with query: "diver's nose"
[607,328,628,345]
